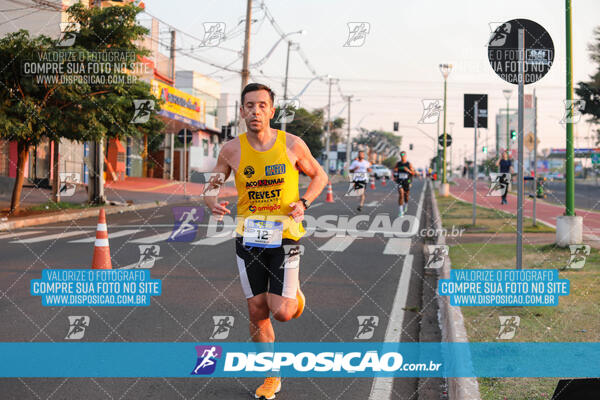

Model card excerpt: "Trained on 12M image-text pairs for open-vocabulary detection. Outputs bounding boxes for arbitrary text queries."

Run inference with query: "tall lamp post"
[439,63,452,196]
[502,89,512,154]
[449,121,455,178]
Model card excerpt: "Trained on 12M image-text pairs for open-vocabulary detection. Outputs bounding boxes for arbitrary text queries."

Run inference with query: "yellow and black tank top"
[234,130,305,240]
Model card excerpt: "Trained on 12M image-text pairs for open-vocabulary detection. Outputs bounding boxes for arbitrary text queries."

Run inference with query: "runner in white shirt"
[348,150,372,211]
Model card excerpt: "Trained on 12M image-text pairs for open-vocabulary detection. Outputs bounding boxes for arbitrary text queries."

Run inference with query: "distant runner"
[495,151,513,205]
[394,151,415,216]
[205,83,327,400]
[348,150,372,212]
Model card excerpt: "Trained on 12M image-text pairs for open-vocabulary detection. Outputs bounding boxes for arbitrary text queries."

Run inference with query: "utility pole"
[239,0,252,133]
[436,114,440,180]
[241,0,252,91]
[88,0,105,205]
[325,78,335,177]
[281,40,293,132]
[473,101,478,225]
[565,0,575,217]
[170,29,176,81]
[533,88,538,226]
[516,28,525,270]
[52,140,60,203]
[345,95,354,176]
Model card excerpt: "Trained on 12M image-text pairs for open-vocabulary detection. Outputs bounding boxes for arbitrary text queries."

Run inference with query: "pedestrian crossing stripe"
[4,229,414,255]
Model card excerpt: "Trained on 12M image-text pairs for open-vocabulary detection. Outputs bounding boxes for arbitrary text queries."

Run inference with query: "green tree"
[270,106,324,157]
[382,156,398,169]
[575,26,600,145]
[0,3,163,211]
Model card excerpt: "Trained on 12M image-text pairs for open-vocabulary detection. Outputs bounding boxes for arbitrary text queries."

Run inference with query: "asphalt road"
[0,179,432,400]
[541,180,600,211]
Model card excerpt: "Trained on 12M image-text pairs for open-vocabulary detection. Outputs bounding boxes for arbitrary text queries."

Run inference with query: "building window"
[213,142,218,158]
[203,139,209,156]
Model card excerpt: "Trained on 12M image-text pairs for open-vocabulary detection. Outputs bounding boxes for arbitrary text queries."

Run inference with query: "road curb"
[0,201,168,231]
[430,187,482,400]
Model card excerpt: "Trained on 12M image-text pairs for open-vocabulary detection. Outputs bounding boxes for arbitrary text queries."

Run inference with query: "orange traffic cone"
[325,182,334,203]
[370,177,375,190]
[381,175,387,186]
[92,209,112,269]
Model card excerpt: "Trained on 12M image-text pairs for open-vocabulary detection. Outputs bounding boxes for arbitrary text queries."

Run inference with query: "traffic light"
[393,122,399,132]
[409,143,413,150]
[510,130,517,141]
[482,146,487,154]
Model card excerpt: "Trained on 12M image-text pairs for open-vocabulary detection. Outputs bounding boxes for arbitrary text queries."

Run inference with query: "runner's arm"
[349,160,357,172]
[294,138,328,204]
[204,142,233,217]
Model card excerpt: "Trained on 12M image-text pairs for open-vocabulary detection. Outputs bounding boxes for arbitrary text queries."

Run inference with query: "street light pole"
[503,89,513,152]
[439,63,452,196]
[449,122,454,179]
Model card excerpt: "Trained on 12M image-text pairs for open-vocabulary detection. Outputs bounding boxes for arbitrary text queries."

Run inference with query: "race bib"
[397,173,409,179]
[243,219,283,248]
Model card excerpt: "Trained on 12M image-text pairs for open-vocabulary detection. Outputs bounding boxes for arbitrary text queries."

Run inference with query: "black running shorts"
[397,179,411,191]
[235,237,301,299]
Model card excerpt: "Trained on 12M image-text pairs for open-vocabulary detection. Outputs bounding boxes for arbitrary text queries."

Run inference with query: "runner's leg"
[247,294,274,342]
[267,294,298,322]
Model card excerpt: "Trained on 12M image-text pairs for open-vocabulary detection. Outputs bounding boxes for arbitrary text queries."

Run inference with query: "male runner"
[495,151,513,205]
[348,150,372,211]
[394,151,415,216]
[205,83,327,399]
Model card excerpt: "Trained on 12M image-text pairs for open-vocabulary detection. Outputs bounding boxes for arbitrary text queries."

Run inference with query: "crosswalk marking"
[191,232,233,246]
[130,231,173,244]
[0,230,44,240]
[68,229,143,243]
[12,230,92,243]
[318,235,357,252]
[382,238,412,255]
[118,257,164,269]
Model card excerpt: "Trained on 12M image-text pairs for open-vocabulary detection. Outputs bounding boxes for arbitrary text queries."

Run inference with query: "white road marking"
[382,238,412,255]
[309,202,323,209]
[369,181,427,400]
[68,229,143,243]
[12,230,92,243]
[118,257,164,269]
[0,230,45,240]
[368,255,414,399]
[130,231,173,244]
[191,232,233,246]
[364,201,380,207]
[318,235,356,252]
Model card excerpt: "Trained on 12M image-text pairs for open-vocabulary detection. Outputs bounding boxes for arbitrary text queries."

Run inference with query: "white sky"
[145,0,600,168]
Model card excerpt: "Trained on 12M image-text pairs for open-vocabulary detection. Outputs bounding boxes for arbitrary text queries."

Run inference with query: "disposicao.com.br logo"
[190,344,442,377]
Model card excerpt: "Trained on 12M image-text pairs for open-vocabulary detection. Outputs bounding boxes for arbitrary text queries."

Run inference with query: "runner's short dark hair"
[241,83,275,105]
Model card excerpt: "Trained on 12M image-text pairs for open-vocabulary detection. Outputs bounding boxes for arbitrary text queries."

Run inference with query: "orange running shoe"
[255,377,281,399]
[292,287,305,319]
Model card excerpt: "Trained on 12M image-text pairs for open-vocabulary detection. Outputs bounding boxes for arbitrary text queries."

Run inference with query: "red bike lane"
[448,178,600,246]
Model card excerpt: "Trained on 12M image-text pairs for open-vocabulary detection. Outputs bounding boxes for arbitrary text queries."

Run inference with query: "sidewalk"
[0,176,239,229]
[449,178,600,246]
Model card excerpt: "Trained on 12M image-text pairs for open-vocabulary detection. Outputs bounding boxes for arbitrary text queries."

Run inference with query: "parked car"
[547,172,564,181]
[371,164,392,179]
